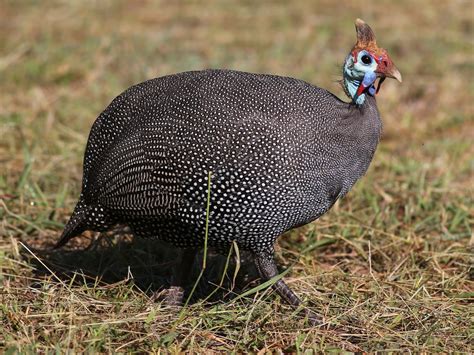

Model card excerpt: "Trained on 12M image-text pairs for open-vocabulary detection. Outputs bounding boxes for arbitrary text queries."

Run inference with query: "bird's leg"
[254,252,321,325]
[159,248,196,306]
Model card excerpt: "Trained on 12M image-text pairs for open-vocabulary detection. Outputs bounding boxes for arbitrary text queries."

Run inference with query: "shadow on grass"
[21,234,259,304]
[18,234,375,344]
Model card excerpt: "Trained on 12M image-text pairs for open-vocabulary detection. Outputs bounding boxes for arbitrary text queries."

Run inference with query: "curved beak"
[388,66,402,82]
[376,56,402,83]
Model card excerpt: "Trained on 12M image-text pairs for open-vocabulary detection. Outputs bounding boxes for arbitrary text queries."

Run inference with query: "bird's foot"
[254,253,325,327]
[152,286,185,307]
[304,308,322,326]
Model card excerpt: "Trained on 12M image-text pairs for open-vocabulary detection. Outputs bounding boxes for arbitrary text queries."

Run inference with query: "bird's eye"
[361,54,372,65]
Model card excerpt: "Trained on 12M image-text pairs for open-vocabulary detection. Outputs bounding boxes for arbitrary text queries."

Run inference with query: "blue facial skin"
[343,51,378,106]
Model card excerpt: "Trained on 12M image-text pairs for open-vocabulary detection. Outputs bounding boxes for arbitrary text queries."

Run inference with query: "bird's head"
[343,19,402,106]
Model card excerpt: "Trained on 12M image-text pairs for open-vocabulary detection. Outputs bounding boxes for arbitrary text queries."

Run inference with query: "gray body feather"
[58,69,382,254]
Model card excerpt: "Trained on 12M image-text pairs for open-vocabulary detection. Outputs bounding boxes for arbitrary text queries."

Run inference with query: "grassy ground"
[1,0,473,352]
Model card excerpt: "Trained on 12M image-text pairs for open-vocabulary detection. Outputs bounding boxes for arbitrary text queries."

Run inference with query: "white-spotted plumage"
[56,18,402,324]
[57,69,382,255]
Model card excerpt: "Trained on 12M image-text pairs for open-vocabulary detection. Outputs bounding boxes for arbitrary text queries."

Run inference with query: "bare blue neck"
[343,54,376,106]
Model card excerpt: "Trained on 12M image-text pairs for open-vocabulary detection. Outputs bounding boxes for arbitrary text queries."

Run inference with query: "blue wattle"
[355,71,377,104]
[368,85,376,96]
[362,71,377,87]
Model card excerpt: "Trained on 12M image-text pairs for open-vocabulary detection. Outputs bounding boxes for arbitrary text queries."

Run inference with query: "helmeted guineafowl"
[56,19,401,323]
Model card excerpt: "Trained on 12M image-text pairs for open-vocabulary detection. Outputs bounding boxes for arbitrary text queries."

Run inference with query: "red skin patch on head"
[352,50,358,63]
[352,49,385,64]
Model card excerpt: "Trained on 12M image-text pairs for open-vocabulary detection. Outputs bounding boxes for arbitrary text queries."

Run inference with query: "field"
[1,0,473,352]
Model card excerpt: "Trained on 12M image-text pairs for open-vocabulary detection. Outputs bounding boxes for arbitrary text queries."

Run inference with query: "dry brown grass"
[1,0,473,352]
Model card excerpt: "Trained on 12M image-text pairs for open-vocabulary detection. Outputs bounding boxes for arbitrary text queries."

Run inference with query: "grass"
[1,0,473,352]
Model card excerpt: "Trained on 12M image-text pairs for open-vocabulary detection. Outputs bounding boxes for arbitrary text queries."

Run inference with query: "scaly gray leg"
[157,248,196,306]
[254,252,321,325]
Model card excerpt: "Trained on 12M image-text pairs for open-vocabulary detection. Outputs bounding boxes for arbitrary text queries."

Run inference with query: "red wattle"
[356,83,366,97]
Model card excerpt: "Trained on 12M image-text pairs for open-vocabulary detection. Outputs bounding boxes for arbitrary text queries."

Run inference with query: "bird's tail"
[54,201,93,249]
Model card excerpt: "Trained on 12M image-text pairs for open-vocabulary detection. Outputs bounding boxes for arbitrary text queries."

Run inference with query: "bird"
[56,19,401,324]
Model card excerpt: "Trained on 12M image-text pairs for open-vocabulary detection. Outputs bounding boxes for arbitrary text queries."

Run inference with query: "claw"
[153,286,185,307]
